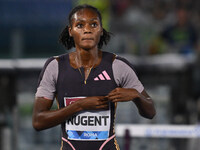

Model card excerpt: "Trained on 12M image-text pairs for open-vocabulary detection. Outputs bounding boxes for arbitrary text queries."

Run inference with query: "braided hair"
[59,4,111,50]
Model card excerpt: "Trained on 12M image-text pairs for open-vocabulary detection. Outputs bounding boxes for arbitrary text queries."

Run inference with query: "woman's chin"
[81,45,97,51]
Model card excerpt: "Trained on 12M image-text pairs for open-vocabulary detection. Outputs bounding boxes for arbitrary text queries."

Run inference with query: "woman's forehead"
[72,8,100,21]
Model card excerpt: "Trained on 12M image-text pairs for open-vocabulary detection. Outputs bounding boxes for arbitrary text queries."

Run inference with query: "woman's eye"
[91,23,97,27]
[76,24,83,28]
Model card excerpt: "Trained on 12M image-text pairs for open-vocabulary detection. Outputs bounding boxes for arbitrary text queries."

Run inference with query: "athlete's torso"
[56,51,119,150]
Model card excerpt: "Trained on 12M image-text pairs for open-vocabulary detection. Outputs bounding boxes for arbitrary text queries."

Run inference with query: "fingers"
[96,97,110,109]
[107,92,119,98]
[108,88,121,96]
[98,100,109,106]
[96,104,109,110]
[107,89,121,102]
[107,95,121,101]
[109,97,122,103]
[99,96,109,101]
[107,88,137,102]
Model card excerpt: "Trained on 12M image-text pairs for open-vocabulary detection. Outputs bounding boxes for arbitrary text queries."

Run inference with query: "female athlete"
[32,4,156,150]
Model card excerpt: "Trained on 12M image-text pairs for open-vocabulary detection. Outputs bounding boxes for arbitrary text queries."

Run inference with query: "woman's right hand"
[77,96,109,111]
[32,96,109,131]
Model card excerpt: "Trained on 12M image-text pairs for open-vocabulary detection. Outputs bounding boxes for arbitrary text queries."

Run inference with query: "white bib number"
[64,97,111,141]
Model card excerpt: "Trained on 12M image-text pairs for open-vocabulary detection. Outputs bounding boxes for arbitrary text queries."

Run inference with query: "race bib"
[64,97,111,141]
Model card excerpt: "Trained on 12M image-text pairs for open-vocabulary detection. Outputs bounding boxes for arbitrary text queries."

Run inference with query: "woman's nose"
[83,24,92,33]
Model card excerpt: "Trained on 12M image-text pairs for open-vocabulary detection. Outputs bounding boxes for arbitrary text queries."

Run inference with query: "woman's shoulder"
[42,52,71,69]
[54,52,70,61]
[113,55,137,72]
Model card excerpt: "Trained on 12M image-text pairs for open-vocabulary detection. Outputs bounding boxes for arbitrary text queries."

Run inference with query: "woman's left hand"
[107,88,156,119]
[106,88,139,102]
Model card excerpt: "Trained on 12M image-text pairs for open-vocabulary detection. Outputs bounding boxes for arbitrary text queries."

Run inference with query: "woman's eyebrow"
[74,18,99,22]
[90,18,99,21]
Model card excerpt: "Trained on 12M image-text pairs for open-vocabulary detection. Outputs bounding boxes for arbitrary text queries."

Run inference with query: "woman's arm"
[32,96,109,131]
[107,88,156,119]
[133,90,156,119]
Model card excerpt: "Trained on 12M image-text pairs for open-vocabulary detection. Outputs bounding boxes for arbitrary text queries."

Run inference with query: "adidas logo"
[94,70,111,81]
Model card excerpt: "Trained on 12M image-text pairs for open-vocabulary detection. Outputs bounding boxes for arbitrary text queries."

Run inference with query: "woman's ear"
[101,28,103,36]
[68,26,72,37]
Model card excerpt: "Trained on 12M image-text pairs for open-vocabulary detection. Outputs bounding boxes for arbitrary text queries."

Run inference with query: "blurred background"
[0,0,200,150]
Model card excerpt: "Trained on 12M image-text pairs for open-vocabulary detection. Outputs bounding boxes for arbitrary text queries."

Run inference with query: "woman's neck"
[75,48,100,68]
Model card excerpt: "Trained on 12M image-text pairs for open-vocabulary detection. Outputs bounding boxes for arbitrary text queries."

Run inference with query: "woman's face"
[69,8,103,50]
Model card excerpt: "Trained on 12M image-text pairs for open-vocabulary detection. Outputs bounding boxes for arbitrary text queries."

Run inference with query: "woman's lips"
[82,38,94,41]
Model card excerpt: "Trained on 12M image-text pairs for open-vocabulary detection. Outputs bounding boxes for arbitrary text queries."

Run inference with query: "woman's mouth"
[82,38,94,41]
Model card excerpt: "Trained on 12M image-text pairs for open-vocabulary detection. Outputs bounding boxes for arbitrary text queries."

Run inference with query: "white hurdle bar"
[115,124,200,138]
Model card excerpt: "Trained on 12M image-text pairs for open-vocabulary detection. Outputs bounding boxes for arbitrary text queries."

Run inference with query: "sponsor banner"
[67,130,109,140]
[116,124,200,138]
[64,97,111,140]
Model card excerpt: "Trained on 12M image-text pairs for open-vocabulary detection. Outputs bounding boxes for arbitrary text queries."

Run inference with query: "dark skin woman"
[32,4,156,150]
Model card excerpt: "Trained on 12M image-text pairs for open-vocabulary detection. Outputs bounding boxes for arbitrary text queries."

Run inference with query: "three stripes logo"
[94,70,111,81]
